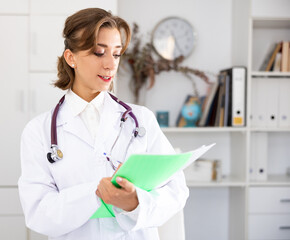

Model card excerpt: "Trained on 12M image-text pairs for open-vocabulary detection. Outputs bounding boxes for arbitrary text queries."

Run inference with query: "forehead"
[95,27,122,46]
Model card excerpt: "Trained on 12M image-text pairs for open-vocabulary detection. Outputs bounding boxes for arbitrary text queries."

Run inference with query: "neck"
[71,88,100,102]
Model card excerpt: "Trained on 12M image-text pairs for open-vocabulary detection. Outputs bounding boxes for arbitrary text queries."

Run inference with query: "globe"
[181,100,201,127]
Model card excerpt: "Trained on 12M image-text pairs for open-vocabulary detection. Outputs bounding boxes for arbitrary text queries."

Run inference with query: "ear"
[64,49,76,68]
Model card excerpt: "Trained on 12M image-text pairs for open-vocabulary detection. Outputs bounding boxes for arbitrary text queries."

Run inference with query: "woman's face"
[72,27,122,101]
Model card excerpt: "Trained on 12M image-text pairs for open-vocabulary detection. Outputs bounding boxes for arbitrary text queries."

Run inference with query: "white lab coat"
[18,92,189,240]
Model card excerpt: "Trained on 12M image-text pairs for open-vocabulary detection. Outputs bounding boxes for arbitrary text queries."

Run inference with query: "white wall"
[117,1,234,239]
[117,0,233,127]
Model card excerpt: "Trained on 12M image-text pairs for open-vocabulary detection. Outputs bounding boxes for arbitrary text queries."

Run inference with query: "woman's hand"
[96,176,139,212]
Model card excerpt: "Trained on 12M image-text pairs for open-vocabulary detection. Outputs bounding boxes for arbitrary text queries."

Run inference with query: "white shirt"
[66,89,140,220]
[66,89,104,140]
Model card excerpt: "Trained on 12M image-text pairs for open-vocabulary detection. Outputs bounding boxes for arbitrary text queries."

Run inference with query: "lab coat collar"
[56,91,123,148]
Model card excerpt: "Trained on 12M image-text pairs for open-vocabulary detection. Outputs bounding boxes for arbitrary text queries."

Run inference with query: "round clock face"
[152,17,196,61]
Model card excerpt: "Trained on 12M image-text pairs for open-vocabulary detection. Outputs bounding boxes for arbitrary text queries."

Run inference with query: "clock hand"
[170,31,183,55]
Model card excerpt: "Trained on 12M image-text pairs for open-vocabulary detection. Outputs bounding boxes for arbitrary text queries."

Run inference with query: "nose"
[103,55,118,72]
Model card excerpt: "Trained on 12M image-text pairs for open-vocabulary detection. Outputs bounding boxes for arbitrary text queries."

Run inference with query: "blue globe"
[181,101,201,127]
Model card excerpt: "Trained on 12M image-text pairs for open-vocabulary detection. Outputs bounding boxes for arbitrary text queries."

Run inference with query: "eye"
[94,52,104,57]
[113,54,122,59]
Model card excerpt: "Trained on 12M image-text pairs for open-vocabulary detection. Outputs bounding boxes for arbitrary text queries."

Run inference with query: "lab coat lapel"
[57,100,95,148]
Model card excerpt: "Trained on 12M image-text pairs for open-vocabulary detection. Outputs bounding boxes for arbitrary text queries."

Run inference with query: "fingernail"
[117,177,122,182]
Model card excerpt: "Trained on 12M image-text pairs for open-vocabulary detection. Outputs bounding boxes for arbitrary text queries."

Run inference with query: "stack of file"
[198,66,246,127]
[251,77,290,128]
[184,158,222,182]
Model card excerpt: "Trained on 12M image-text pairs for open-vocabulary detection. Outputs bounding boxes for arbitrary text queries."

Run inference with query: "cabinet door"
[30,16,67,72]
[249,187,290,214]
[0,188,26,239]
[29,230,48,240]
[29,73,65,119]
[0,16,29,186]
[0,216,27,239]
[30,0,117,15]
[0,0,29,14]
[0,188,23,215]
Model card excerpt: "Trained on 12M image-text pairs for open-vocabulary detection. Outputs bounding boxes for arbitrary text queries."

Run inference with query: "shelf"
[251,71,290,77]
[252,17,290,28]
[250,127,290,132]
[186,176,246,188]
[249,175,290,186]
[161,127,247,133]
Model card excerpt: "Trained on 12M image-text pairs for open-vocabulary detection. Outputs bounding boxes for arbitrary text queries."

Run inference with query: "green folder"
[90,143,215,218]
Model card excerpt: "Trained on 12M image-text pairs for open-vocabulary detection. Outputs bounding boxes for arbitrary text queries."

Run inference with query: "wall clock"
[151,17,196,61]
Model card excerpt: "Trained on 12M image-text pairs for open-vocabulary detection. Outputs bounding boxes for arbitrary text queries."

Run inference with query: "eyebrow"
[97,43,122,48]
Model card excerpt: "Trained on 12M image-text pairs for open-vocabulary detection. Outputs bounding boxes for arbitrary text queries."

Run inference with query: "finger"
[95,189,101,198]
[116,177,135,192]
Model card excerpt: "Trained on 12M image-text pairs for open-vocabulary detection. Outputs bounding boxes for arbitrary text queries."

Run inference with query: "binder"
[91,143,216,218]
[265,78,279,127]
[220,67,247,127]
[250,78,259,127]
[253,78,268,127]
[250,133,268,181]
[278,78,290,127]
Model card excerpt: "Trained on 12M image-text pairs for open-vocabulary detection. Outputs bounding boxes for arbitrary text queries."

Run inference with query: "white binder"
[250,132,268,181]
[250,78,259,127]
[278,78,290,127]
[254,78,268,127]
[231,67,246,126]
[265,78,279,127]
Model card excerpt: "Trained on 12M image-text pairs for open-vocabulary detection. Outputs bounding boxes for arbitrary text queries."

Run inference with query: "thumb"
[116,177,135,192]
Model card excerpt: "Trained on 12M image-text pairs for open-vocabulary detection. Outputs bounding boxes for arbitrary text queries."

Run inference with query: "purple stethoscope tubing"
[47,93,141,163]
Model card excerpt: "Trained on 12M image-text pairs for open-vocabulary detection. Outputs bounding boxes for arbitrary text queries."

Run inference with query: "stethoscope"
[47,93,146,168]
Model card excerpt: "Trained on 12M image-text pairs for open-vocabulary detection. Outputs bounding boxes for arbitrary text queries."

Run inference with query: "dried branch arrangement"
[121,23,210,103]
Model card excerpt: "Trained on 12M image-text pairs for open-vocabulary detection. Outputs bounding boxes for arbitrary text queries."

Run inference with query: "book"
[281,41,289,72]
[206,86,220,126]
[223,74,230,126]
[198,81,219,127]
[265,42,282,71]
[259,43,277,71]
[273,52,282,72]
[214,73,227,127]
[90,143,216,218]
[288,45,290,71]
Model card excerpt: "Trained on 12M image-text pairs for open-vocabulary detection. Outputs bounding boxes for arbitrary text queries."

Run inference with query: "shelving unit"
[248,1,290,239]
[159,1,290,239]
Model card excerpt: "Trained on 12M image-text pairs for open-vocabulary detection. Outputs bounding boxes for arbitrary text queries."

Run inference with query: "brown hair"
[54,8,131,90]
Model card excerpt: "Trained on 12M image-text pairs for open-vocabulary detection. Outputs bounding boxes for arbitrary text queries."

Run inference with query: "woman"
[18,8,189,240]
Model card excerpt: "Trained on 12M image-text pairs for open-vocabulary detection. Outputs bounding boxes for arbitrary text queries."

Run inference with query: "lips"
[98,75,112,82]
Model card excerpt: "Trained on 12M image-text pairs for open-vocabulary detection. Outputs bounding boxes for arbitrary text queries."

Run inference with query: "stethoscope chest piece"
[47,145,63,163]
[137,126,146,137]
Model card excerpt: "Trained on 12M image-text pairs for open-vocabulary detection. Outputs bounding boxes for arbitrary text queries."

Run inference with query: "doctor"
[18,8,189,240]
